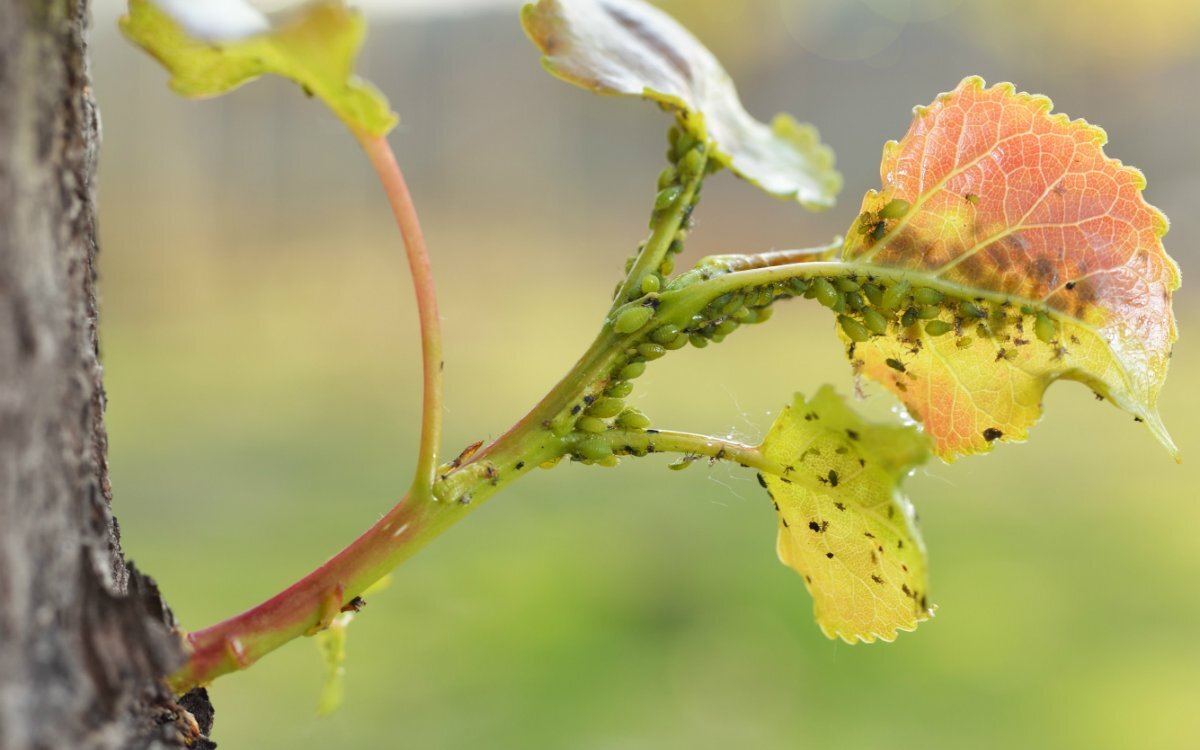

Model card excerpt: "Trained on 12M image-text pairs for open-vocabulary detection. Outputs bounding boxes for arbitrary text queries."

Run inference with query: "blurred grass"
[93,1,1199,748]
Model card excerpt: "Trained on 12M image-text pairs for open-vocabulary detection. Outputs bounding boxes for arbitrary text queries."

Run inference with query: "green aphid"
[878,198,911,219]
[881,280,912,311]
[836,277,860,293]
[638,342,667,360]
[916,305,941,320]
[651,324,680,345]
[653,186,682,212]
[714,319,739,336]
[606,381,634,398]
[667,456,696,471]
[1034,312,1057,343]
[575,435,613,461]
[861,307,889,335]
[975,322,992,339]
[576,416,607,434]
[753,306,774,324]
[901,307,918,328]
[839,315,872,343]
[844,291,864,312]
[663,334,689,350]
[657,166,677,190]
[959,302,986,319]
[872,221,887,241]
[668,238,684,255]
[755,288,774,307]
[682,146,706,176]
[640,274,661,294]
[925,320,954,336]
[721,294,745,316]
[913,287,944,306]
[812,278,841,309]
[613,305,654,334]
[587,398,625,418]
[597,455,621,468]
[733,307,751,321]
[862,283,883,306]
[619,361,647,380]
[885,358,906,373]
[689,333,709,349]
[616,408,652,430]
[955,336,974,349]
[790,277,811,296]
[659,256,675,275]
[1020,304,1036,315]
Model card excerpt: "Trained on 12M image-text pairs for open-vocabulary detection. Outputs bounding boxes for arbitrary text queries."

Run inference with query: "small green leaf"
[120,0,397,136]
[760,386,933,643]
[521,0,841,208]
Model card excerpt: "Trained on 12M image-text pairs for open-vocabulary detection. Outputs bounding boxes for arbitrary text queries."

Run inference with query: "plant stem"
[599,428,785,475]
[610,150,708,310]
[354,131,444,495]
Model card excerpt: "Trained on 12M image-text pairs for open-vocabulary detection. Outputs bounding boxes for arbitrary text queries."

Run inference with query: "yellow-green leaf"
[835,77,1180,461]
[520,0,841,208]
[760,386,933,644]
[119,0,397,136]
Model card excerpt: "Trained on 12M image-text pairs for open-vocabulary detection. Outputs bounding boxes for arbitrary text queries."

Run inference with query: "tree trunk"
[0,1,214,747]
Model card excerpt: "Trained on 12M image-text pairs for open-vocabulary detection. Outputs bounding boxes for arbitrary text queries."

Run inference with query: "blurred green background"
[88,0,1199,747]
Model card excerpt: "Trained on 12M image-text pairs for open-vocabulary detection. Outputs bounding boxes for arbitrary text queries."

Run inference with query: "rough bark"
[0,1,213,748]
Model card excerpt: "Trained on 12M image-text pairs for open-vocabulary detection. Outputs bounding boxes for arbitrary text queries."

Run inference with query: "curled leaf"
[120,0,397,136]
[838,77,1179,460]
[760,386,933,644]
[520,0,841,208]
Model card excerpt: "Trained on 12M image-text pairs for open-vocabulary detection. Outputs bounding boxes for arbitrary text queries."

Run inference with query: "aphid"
[667,455,697,471]
[881,280,912,311]
[1034,312,1056,343]
[812,278,840,309]
[662,334,688,350]
[756,473,768,488]
[714,319,739,337]
[637,342,667,360]
[721,294,745,316]
[576,416,607,434]
[613,305,653,334]
[615,408,652,430]
[844,291,865,311]
[834,502,846,511]
[682,145,706,176]
[654,186,682,211]
[861,307,888,335]
[789,277,810,296]
[828,470,839,487]
[925,320,954,336]
[640,274,661,295]
[515,461,526,470]
[871,574,884,584]
[901,307,918,328]
[586,398,625,418]
[862,283,884,307]
[574,435,613,462]
[836,277,861,293]
[688,333,709,348]
[619,361,647,380]
[656,166,677,190]
[916,305,941,320]
[838,315,872,343]
[913,287,944,305]
[878,197,911,219]
[447,440,483,470]
[955,336,974,349]
[982,427,1003,442]
[959,302,986,319]
[885,357,906,373]
[752,306,775,324]
[606,380,634,398]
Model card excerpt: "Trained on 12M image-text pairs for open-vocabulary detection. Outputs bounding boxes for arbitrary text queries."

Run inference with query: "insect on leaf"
[838,77,1180,461]
[760,386,933,644]
[120,0,397,136]
[520,0,842,208]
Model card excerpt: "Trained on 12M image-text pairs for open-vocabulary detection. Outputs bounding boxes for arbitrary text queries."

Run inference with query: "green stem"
[610,148,708,310]
[598,428,785,475]
[355,131,444,496]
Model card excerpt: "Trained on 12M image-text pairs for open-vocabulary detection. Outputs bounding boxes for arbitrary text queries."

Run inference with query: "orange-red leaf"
[840,77,1179,460]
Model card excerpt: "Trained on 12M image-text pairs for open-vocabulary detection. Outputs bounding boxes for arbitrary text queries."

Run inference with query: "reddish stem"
[355,131,444,494]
